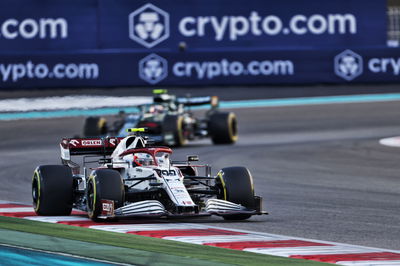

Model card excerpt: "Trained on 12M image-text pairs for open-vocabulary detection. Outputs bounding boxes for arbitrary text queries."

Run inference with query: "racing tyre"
[216,166,255,220]
[83,116,107,137]
[32,165,73,216]
[86,169,124,221]
[208,112,238,144]
[163,115,186,147]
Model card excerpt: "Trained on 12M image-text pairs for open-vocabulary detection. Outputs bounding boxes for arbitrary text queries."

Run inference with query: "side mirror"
[187,155,199,162]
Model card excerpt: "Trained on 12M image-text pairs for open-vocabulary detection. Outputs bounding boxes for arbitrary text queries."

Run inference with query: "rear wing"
[60,137,123,161]
[176,96,219,107]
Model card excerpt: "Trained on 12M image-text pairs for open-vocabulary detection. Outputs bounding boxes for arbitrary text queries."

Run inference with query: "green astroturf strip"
[0,229,221,266]
[0,216,328,266]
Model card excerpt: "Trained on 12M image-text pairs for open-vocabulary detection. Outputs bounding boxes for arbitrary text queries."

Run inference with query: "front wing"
[98,199,266,219]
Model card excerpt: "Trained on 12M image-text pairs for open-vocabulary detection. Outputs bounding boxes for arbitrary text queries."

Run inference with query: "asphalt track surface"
[1,86,400,251]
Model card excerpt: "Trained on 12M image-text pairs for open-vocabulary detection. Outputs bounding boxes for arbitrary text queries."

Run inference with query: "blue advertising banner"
[0,48,399,88]
[0,0,387,52]
[99,0,387,50]
[0,0,97,52]
[0,0,394,89]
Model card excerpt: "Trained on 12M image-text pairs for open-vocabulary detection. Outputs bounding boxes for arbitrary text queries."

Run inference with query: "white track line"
[339,261,400,266]
[0,96,151,112]
[24,216,90,223]
[379,137,400,147]
[247,246,377,256]
[0,207,35,212]
[164,234,286,244]
[90,223,207,233]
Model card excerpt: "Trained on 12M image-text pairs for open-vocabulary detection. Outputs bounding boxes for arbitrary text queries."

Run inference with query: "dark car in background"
[83,90,238,146]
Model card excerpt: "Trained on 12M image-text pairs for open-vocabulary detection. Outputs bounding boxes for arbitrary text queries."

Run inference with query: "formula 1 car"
[32,129,265,221]
[82,90,238,147]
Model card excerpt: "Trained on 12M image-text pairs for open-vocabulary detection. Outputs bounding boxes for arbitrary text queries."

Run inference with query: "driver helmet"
[149,104,164,114]
[133,153,154,166]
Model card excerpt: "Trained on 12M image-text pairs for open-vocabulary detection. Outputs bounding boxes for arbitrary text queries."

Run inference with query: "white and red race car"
[32,129,266,221]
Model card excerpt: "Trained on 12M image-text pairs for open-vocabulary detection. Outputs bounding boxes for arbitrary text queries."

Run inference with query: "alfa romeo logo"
[129,4,169,48]
[139,53,168,84]
[334,50,363,81]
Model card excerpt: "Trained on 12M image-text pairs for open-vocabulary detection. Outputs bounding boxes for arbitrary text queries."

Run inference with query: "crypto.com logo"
[129,4,169,48]
[139,53,168,84]
[334,49,363,81]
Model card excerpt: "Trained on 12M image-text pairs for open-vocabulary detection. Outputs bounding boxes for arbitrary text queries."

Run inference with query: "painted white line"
[0,200,25,204]
[90,223,207,233]
[0,207,33,212]
[246,245,376,256]
[24,216,90,223]
[4,93,400,121]
[0,95,152,112]
[379,137,400,147]
[338,261,400,266]
[164,234,285,244]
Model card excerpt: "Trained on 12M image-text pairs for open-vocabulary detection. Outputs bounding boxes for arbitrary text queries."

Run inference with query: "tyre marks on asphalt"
[1,202,400,266]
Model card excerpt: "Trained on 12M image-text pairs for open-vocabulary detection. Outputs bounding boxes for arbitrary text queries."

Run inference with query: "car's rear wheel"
[163,115,186,147]
[83,116,107,137]
[216,166,255,220]
[208,112,238,144]
[86,169,124,221]
[32,165,73,216]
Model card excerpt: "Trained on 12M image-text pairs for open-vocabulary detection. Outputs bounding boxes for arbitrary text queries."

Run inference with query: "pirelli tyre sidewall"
[86,169,124,221]
[163,115,186,147]
[32,165,73,216]
[83,116,107,137]
[208,112,238,144]
[216,166,255,220]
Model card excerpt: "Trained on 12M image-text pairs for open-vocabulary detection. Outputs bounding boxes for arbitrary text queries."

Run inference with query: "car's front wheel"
[216,166,255,220]
[86,169,124,221]
[32,165,73,216]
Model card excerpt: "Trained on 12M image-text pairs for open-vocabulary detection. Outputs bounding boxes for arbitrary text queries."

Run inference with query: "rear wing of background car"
[60,137,123,161]
[176,96,219,107]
